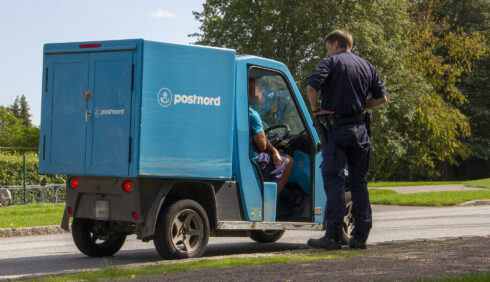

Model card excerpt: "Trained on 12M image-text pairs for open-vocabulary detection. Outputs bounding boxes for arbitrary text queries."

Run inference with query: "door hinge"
[128,137,132,163]
[130,64,134,92]
[45,68,48,92]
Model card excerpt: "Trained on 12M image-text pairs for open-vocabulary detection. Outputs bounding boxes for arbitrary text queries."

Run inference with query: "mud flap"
[61,207,70,231]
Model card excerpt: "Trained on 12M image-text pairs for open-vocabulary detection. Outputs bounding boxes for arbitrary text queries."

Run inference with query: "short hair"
[324,30,353,50]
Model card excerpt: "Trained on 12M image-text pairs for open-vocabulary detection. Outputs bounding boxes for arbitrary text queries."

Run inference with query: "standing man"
[306,30,387,250]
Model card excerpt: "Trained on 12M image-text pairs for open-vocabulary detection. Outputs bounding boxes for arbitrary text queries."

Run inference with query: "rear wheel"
[341,192,353,245]
[154,199,210,259]
[72,218,126,257]
[250,230,285,243]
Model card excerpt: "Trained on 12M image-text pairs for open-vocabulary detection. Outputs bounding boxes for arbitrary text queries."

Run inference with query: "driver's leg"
[277,154,293,194]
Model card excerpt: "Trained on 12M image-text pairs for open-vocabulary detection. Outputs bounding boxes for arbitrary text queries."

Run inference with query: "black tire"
[341,192,354,245]
[250,230,285,243]
[154,199,210,259]
[72,218,126,257]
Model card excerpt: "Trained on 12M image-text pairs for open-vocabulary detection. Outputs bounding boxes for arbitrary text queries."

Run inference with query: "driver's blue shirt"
[249,107,263,162]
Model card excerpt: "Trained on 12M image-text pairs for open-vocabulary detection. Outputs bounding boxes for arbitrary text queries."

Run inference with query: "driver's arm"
[252,131,267,152]
[253,131,282,166]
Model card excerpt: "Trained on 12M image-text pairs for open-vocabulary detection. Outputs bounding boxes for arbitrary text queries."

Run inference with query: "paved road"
[1,205,489,279]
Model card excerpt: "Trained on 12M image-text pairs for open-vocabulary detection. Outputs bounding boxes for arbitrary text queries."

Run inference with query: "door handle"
[85,110,92,123]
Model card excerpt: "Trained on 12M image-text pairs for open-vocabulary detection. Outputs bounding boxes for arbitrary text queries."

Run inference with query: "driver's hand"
[272,150,282,166]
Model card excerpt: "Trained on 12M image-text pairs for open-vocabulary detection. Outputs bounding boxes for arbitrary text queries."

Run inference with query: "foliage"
[0,152,65,186]
[432,0,490,179]
[10,95,31,127]
[0,105,39,150]
[192,0,488,180]
[369,189,490,206]
[406,0,488,178]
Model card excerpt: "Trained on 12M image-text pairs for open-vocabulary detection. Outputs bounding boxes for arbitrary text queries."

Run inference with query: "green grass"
[369,189,490,206]
[0,203,65,228]
[412,271,490,281]
[33,250,360,281]
[369,181,463,187]
[464,178,490,189]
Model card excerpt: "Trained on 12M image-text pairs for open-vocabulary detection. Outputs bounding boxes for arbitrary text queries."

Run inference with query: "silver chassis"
[217,221,323,231]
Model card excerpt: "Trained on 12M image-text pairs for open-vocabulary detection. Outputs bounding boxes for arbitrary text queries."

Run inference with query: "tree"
[0,106,23,148]
[430,0,490,178]
[10,96,20,119]
[407,0,488,178]
[192,0,486,180]
[0,105,39,150]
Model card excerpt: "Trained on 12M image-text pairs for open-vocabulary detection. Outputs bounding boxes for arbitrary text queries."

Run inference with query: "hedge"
[0,153,65,186]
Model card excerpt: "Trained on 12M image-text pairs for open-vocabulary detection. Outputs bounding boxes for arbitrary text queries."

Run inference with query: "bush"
[0,152,65,186]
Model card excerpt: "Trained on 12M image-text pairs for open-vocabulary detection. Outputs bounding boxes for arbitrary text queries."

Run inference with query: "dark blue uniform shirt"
[306,50,387,116]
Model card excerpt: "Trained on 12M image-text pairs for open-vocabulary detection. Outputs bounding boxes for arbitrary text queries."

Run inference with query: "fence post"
[23,153,27,205]
[41,187,46,203]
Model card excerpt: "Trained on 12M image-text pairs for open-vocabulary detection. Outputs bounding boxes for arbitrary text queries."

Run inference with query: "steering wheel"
[264,124,290,145]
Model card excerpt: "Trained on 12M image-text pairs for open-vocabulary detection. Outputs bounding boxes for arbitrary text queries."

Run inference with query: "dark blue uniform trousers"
[321,122,372,242]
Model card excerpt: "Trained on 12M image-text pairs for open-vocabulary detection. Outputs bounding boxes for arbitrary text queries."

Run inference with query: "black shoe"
[348,237,367,249]
[307,236,342,250]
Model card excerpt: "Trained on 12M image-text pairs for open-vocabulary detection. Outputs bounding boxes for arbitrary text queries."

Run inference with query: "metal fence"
[0,184,66,206]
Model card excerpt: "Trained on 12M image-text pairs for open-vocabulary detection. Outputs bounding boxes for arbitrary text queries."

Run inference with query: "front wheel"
[154,199,210,259]
[250,230,285,243]
[72,218,126,257]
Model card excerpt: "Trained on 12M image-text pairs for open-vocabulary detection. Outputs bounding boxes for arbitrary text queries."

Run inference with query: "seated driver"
[249,78,293,194]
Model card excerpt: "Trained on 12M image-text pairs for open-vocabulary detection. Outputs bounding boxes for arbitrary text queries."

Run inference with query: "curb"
[0,225,70,238]
[458,199,490,206]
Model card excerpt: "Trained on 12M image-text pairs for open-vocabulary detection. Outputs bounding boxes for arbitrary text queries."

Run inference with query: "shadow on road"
[0,242,306,278]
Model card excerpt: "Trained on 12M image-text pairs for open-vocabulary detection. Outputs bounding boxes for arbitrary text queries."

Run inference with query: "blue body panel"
[40,39,143,176]
[263,182,277,221]
[288,150,311,195]
[138,41,235,179]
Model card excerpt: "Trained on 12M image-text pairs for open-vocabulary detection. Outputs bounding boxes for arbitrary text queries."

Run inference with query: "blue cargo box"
[39,39,236,180]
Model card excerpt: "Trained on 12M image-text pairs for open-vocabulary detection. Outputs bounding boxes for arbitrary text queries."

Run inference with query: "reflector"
[122,180,134,192]
[79,43,101,48]
[69,178,79,189]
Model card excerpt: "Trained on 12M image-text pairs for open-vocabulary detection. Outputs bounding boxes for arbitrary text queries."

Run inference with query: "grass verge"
[369,181,462,187]
[464,178,490,189]
[414,271,490,281]
[0,203,65,228]
[33,250,360,281]
[369,189,490,206]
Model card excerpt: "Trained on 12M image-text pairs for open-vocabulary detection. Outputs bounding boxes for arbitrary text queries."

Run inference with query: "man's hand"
[271,149,282,166]
[307,85,334,116]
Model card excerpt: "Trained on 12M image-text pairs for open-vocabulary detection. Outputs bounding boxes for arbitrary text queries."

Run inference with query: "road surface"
[1,205,489,279]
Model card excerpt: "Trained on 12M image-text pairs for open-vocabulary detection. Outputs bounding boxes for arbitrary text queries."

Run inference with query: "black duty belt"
[316,113,365,131]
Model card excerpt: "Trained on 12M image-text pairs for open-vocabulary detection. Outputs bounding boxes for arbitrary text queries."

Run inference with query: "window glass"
[249,69,304,135]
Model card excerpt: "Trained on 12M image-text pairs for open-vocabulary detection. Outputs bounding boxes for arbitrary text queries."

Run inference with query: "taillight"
[68,207,73,215]
[69,178,79,189]
[132,212,139,221]
[122,180,134,192]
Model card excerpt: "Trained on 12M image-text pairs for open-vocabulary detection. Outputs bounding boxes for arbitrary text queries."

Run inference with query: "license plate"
[95,200,109,219]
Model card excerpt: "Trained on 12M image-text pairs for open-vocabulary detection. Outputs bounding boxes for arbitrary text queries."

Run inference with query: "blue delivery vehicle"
[39,39,352,259]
